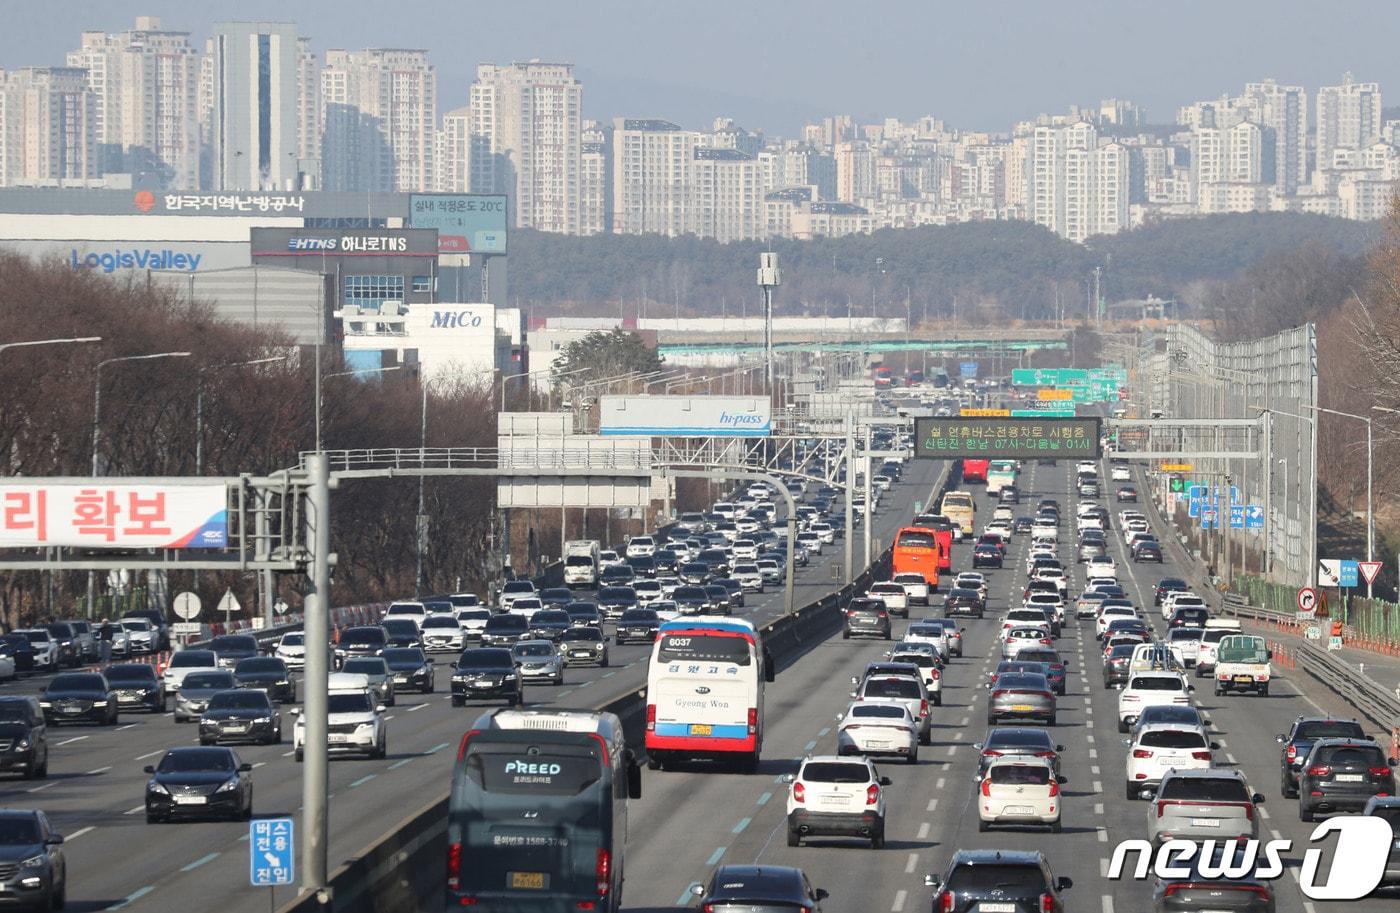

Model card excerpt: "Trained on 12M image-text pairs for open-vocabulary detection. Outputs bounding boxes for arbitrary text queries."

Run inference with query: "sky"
[5,0,1400,136]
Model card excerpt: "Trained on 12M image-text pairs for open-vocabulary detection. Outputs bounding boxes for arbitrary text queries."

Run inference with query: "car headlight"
[254,717,272,724]
[37,702,50,709]
[93,699,109,706]
[215,776,240,792]
[14,739,29,750]
[356,722,376,732]
[148,782,169,795]
[19,853,46,869]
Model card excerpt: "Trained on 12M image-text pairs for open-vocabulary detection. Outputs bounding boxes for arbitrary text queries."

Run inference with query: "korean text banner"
[0,483,228,549]
[914,417,1102,459]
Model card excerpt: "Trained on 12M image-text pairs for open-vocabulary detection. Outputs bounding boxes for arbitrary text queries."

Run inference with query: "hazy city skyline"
[6,0,1399,135]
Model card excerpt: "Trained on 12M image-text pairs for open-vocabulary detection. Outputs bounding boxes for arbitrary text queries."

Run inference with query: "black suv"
[0,696,47,779]
[1297,738,1395,820]
[338,625,389,657]
[1277,716,1369,798]
[943,588,986,619]
[479,614,529,647]
[450,648,524,707]
[926,850,1072,913]
[843,598,891,640]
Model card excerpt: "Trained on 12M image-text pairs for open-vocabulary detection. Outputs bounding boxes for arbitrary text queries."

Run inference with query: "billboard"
[598,395,771,437]
[914,416,1102,459]
[0,483,228,549]
[250,228,439,260]
[0,240,250,274]
[409,194,508,254]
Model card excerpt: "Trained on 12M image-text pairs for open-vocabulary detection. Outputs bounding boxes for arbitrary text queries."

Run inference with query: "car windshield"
[563,628,602,642]
[0,703,29,722]
[211,637,255,652]
[158,749,235,773]
[620,610,657,622]
[513,643,554,658]
[1140,730,1207,749]
[237,659,283,674]
[280,634,304,646]
[908,625,943,637]
[105,665,154,682]
[382,649,426,665]
[208,691,268,710]
[533,612,570,625]
[383,620,419,634]
[1158,777,1249,802]
[342,659,385,675]
[502,582,535,594]
[1296,720,1367,740]
[51,674,104,690]
[802,762,871,783]
[327,693,372,713]
[183,672,234,689]
[946,864,1046,892]
[0,818,39,845]
[122,620,150,631]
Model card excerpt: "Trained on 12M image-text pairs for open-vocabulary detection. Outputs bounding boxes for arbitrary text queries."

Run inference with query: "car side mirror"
[972,742,983,750]
[376,704,387,713]
[1057,776,1068,785]
[1056,876,1073,891]
[781,773,796,784]
[1187,685,1195,691]
[290,707,301,716]
[1122,739,1132,746]
[143,765,156,774]
[814,888,829,901]
[690,884,705,897]
[1055,744,1065,752]
[879,776,892,786]
[239,762,253,772]
[45,834,63,845]
[1252,793,1265,804]
[850,676,859,685]
[1275,734,1285,743]
[924,874,942,889]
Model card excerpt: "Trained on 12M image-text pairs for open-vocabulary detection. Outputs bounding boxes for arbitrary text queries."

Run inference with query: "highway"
[0,455,950,912]
[615,458,1390,913]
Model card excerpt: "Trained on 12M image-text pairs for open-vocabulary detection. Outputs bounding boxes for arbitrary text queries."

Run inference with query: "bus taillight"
[646,704,656,732]
[447,841,462,890]
[748,707,758,735]
[596,848,612,896]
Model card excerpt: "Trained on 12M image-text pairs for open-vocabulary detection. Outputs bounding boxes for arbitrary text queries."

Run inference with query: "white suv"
[785,755,891,848]
[293,673,386,761]
[625,536,656,558]
[893,573,930,606]
[1117,672,1192,732]
[1124,723,1216,799]
[867,582,909,617]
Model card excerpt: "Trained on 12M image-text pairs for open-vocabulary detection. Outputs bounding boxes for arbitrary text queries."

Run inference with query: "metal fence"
[1233,572,1400,641]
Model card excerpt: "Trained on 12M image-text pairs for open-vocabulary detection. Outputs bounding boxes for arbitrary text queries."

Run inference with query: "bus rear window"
[466,750,602,796]
[657,634,752,666]
[896,531,937,550]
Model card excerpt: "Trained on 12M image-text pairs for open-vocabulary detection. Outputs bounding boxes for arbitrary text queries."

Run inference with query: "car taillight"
[1040,639,1051,645]
[1286,744,1297,761]
[1191,751,1212,761]
[1371,766,1393,777]
[1048,779,1060,798]
[748,707,758,736]
[793,782,805,803]
[447,841,462,890]
[1308,765,1331,777]
[983,749,1002,758]
[703,905,716,913]
[1155,800,1166,818]
[1040,691,1054,700]
[938,891,955,913]
[979,776,994,797]
[990,690,1006,700]
[1039,892,1054,913]
[596,849,610,897]
[920,699,929,717]
[1132,749,1152,759]
[867,783,880,805]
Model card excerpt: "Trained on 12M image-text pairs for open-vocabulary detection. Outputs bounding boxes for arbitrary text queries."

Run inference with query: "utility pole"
[757,253,781,396]
[302,453,332,897]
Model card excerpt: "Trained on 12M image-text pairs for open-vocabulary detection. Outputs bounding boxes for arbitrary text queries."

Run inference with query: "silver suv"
[1147,768,1263,847]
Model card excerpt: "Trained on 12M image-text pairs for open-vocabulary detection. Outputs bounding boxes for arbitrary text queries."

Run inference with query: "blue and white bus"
[645,617,774,772]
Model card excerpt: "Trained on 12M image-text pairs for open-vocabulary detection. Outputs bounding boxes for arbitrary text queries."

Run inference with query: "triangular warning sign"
[1358,561,1384,586]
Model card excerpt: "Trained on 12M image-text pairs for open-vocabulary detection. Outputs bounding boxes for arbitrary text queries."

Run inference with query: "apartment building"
[210,21,304,191]
[611,118,695,236]
[0,67,96,186]
[579,120,610,236]
[321,48,436,193]
[1316,73,1383,171]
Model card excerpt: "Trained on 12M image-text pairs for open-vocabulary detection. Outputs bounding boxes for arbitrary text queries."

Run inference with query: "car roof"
[1162,767,1244,780]
[709,865,805,893]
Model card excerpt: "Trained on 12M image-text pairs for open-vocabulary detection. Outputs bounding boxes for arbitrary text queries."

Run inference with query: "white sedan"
[1117,672,1193,732]
[1111,466,1132,482]
[837,701,920,763]
[978,757,1062,832]
[1124,724,1215,799]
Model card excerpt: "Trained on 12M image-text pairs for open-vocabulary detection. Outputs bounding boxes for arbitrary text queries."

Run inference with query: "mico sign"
[429,311,484,329]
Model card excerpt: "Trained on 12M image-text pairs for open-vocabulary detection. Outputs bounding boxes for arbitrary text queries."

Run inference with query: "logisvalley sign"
[70,247,203,273]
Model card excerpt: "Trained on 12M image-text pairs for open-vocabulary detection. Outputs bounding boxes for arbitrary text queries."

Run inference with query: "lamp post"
[0,336,102,360]
[90,351,192,615]
[315,365,401,453]
[1252,405,1317,588]
[1298,405,1373,596]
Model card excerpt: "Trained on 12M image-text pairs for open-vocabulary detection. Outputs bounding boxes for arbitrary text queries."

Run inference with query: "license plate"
[328,734,348,743]
[690,724,713,736]
[1004,806,1033,815]
[1336,773,1365,782]
[175,796,207,805]
[979,904,1016,913]
[471,681,493,689]
[1234,676,1253,683]
[1011,704,1034,712]
[1190,818,1220,827]
[62,707,81,714]
[509,871,546,890]
[867,741,890,749]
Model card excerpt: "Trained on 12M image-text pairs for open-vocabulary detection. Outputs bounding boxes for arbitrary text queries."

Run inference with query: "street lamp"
[1298,405,1373,595]
[1252,404,1317,588]
[315,365,401,452]
[0,336,102,359]
[90,351,192,615]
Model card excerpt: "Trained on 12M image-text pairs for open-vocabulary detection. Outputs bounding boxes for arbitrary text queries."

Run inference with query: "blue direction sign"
[250,818,294,887]
[1245,505,1264,530]
[1340,560,1360,588]
[1188,498,1201,518]
[1200,511,1218,530]
[959,361,979,379]
[1229,505,1245,529]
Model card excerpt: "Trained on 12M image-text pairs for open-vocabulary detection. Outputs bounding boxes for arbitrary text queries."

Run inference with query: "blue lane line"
[756,791,773,806]
[732,817,751,834]
[389,757,415,770]
[706,847,726,866]
[350,774,377,788]
[676,889,696,906]
[180,852,219,872]
[427,742,450,753]
[106,886,155,910]
[818,727,831,737]
[803,740,817,752]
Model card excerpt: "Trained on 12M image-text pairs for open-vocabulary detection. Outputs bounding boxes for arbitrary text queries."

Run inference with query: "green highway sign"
[1012,366,1126,387]
[1169,476,1185,493]
[1012,409,1075,417]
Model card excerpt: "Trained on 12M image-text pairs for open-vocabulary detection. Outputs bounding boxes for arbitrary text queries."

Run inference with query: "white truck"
[1213,633,1272,696]
[563,539,601,589]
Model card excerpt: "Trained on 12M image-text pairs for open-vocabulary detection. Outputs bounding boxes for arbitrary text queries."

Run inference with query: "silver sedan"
[511,640,565,685]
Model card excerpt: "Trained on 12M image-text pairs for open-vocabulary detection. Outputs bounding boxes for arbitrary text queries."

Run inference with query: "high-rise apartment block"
[611,118,696,236]
[435,106,470,192]
[0,67,96,185]
[210,21,305,191]
[321,48,436,193]
[1316,73,1383,170]
[470,62,582,233]
[578,120,610,236]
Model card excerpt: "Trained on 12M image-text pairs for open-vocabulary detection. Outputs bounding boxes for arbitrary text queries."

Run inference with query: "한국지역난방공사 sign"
[914,417,1102,459]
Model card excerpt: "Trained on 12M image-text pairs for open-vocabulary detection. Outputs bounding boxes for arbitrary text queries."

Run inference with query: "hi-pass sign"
[915,417,1102,459]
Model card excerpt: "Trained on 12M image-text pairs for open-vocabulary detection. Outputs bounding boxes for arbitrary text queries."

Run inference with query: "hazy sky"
[6,0,1399,135]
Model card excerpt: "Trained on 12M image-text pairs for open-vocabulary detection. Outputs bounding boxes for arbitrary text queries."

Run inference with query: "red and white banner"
[0,482,228,549]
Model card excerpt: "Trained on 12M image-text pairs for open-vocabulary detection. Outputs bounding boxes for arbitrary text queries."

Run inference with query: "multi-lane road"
[0,457,950,913]
[616,458,1390,913]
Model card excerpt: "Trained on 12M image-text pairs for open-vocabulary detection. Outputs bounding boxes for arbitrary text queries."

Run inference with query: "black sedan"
[382,647,435,693]
[104,663,167,713]
[198,689,281,745]
[39,673,117,725]
[689,865,827,913]
[972,543,1003,569]
[0,810,65,909]
[145,746,253,823]
[381,618,423,649]
[209,634,260,669]
[1154,578,1189,606]
[1276,716,1369,798]
[1152,842,1274,913]
[1132,539,1164,562]
[615,608,661,644]
[450,648,524,707]
[527,609,573,642]
[233,657,296,704]
[943,588,986,618]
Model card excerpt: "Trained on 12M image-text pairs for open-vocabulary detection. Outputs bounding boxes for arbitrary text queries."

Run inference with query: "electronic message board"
[914,417,1102,459]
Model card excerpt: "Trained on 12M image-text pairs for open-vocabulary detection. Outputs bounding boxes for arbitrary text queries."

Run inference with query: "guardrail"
[275,462,948,913]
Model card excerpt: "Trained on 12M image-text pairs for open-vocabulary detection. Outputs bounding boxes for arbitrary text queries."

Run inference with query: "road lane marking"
[406,702,429,712]
[66,826,94,841]
[1094,802,1104,814]
[252,761,267,769]
[945,745,956,756]
[926,799,939,813]
[818,727,831,737]
[349,774,376,788]
[732,817,751,834]
[427,742,450,753]
[116,723,138,731]
[1093,780,1103,793]
[756,791,772,806]
[281,750,295,757]
[905,853,919,873]
[1097,826,1108,843]
[136,749,164,760]
[803,740,817,752]
[1258,806,1270,820]
[1090,765,1100,775]
[105,886,154,910]
[57,736,88,746]
[1099,859,1109,878]
[25,783,55,793]
[389,758,415,770]
[1225,752,1237,764]
[706,847,726,865]
[916,822,930,839]
[123,804,145,815]
[1102,896,1114,913]
[1086,735,1094,744]
[601,671,616,678]
[1088,749,1097,759]
[181,852,219,872]
[892,889,908,912]
[935,778,945,790]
